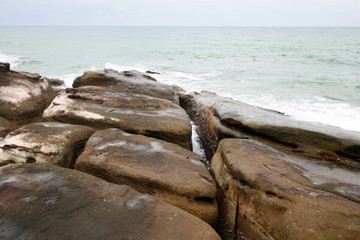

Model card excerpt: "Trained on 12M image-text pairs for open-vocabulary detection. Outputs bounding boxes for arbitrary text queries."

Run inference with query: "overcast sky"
[1,0,359,26]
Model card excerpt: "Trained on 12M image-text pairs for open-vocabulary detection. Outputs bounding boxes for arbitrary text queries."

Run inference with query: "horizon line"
[1,25,360,28]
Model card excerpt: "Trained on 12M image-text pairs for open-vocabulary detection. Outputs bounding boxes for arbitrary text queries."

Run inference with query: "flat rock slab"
[0,117,12,138]
[0,122,95,167]
[73,69,178,103]
[75,128,218,224]
[180,91,360,167]
[211,139,360,240]
[43,87,192,149]
[0,63,56,123]
[0,163,221,240]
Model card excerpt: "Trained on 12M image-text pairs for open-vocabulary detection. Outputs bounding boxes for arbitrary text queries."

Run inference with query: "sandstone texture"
[211,139,360,240]
[43,86,192,149]
[0,122,95,167]
[42,77,65,93]
[0,63,56,124]
[73,69,178,103]
[0,163,221,240]
[0,117,12,138]
[180,91,360,168]
[181,91,360,239]
[75,128,218,224]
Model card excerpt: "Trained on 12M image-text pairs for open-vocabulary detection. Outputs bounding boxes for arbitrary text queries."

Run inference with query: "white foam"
[0,53,23,67]
[105,63,150,73]
[190,121,206,159]
[232,94,360,132]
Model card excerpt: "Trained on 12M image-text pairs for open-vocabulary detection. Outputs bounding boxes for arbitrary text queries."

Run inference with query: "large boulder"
[75,128,218,224]
[73,69,178,103]
[43,87,192,149]
[211,139,360,240]
[180,91,360,168]
[0,117,12,138]
[0,63,56,124]
[0,122,95,167]
[0,163,221,240]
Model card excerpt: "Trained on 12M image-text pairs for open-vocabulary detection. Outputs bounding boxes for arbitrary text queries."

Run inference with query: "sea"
[1,26,359,131]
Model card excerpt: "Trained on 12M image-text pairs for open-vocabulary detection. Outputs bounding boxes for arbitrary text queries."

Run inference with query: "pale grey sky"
[1,0,359,26]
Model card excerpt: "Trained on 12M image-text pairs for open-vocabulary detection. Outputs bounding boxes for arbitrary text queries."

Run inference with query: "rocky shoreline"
[0,62,359,239]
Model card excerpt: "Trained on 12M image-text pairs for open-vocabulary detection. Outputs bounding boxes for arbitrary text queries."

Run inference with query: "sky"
[0,0,359,26]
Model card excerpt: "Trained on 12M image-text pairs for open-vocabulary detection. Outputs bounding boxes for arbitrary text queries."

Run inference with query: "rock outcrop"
[211,139,360,240]
[0,117,12,138]
[42,77,65,93]
[180,91,360,169]
[75,128,218,224]
[0,122,94,167]
[73,69,178,103]
[43,87,192,149]
[0,63,56,124]
[0,163,221,240]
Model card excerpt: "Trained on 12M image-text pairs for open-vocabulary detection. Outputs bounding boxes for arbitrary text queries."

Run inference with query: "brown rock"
[180,91,360,169]
[0,122,95,167]
[0,64,56,124]
[43,86,192,149]
[42,77,65,86]
[0,163,221,240]
[73,69,178,103]
[0,62,10,71]
[0,117,12,138]
[211,139,360,240]
[75,128,218,224]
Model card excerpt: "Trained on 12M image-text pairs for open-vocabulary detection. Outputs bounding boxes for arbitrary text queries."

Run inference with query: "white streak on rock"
[125,194,154,210]
[95,141,126,150]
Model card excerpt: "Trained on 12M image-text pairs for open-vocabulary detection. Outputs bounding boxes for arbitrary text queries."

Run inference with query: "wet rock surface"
[0,163,221,240]
[73,69,178,103]
[180,91,360,169]
[211,139,360,240]
[75,128,218,224]
[0,64,56,124]
[2,65,360,239]
[0,122,95,167]
[43,86,192,149]
[0,117,12,138]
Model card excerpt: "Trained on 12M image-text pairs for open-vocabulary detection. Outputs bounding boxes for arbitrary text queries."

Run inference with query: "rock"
[41,77,65,93]
[0,62,10,71]
[42,77,65,86]
[0,117,12,139]
[0,64,56,124]
[75,128,218,224]
[43,86,192,149]
[0,163,221,240]
[180,91,360,168]
[146,70,160,74]
[0,122,95,167]
[211,138,360,240]
[73,69,178,103]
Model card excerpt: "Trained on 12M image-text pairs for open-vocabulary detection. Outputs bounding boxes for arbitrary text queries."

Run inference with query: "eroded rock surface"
[0,163,221,240]
[211,139,360,240]
[43,87,192,149]
[0,63,56,124]
[73,69,178,103]
[0,117,12,138]
[75,128,218,224]
[0,122,94,167]
[180,91,360,168]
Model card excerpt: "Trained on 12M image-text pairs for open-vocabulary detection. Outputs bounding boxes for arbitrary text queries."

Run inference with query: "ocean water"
[1,26,360,131]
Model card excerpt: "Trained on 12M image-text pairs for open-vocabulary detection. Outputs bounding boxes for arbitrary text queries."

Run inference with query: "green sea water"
[0,27,359,130]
